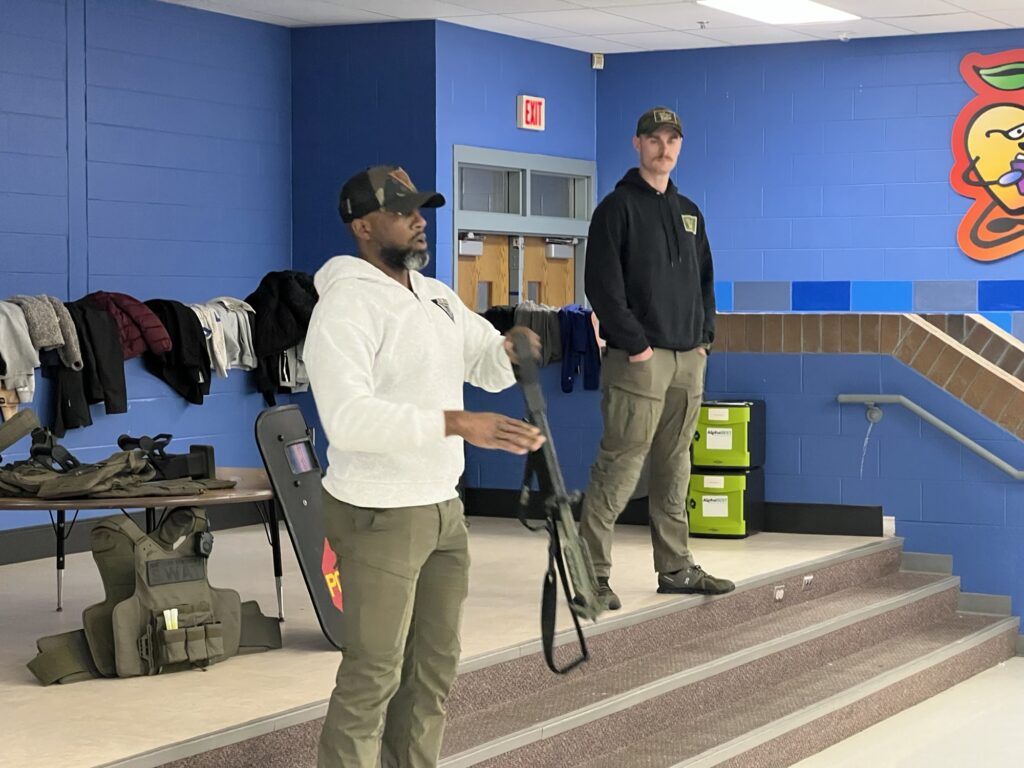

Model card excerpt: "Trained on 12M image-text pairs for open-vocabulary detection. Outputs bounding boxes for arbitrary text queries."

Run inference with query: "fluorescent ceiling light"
[697,0,859,25]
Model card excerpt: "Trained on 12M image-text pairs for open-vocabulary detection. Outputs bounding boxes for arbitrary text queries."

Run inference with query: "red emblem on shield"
[322,538,343,612]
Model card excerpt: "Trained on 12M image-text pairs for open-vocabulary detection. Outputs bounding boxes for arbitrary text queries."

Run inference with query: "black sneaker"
[657,565,734,595]
[574,577,622,611]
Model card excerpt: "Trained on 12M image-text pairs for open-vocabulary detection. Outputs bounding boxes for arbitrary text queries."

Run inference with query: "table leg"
[56,510,65,612]
[269,500,284,621]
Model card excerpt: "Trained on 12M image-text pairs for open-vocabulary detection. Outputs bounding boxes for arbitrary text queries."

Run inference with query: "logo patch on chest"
[681,214,698,234]
[431,297,454,322]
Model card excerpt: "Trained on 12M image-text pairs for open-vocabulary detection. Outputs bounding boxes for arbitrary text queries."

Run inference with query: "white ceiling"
[160,0,1024,51]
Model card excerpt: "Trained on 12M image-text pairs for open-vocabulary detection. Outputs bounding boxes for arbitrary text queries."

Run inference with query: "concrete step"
[477,612,1018,768]
[440,569,959,766]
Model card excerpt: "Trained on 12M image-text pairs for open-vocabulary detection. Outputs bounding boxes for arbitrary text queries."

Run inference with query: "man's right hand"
[445,411,545,455]
[629,346,654,363]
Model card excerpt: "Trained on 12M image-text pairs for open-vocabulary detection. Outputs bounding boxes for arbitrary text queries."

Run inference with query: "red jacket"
[84,291,173,360]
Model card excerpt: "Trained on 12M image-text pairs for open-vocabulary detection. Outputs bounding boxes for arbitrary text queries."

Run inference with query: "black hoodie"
[584,168,715,355]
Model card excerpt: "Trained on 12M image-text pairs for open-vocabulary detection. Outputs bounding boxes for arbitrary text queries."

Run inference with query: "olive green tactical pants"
[580,347,707,579]
[318,493,470,768]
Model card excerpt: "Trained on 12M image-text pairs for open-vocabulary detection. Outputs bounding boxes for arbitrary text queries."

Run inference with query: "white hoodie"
[304,256,516,508]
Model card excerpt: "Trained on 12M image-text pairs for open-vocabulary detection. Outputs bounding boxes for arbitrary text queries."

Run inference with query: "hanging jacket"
[245,271,318,406]
[143,300,211,405]
[559,305,601,393]
[85,291,173,360]
[584,168,715,355]
[0,301,40,404]
[62,300,129,423]
[513,301,562,366]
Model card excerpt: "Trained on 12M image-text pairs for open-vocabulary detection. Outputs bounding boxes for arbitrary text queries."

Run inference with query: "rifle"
[512,333,603,675]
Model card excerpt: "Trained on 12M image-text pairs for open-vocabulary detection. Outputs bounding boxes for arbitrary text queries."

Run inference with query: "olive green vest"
[27,507,281,685]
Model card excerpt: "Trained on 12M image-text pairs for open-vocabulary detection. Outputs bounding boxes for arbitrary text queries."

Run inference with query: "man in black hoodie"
[580,106,734,610]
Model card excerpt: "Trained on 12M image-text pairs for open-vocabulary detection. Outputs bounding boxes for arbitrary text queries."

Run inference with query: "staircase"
[166,538,1018,768]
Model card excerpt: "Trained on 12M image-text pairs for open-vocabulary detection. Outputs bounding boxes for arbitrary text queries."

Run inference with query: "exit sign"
[517,94,545,131]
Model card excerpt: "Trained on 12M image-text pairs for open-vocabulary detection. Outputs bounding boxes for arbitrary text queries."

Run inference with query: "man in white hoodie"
[304,165,544,768]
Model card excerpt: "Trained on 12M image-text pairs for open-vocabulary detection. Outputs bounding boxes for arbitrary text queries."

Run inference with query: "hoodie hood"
[314,254,405,295]
[615,167,678,196]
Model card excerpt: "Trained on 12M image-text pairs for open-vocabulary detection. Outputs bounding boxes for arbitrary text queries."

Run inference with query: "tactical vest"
[28,507,282,685]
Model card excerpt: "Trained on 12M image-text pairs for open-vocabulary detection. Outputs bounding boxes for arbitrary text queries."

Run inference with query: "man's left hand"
[504,326,542,364]
[697,346,708,357]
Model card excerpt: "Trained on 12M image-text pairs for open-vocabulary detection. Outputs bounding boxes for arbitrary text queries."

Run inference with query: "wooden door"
[522,236,574,308]
[458,236,509,312]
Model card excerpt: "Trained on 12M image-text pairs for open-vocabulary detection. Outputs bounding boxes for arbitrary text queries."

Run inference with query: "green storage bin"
[687,467,764,538]
[692,400,765,469]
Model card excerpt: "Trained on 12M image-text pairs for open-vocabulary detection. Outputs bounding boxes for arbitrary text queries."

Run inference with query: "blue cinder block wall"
[433,21,597,287]
[0,0,291,531]
[291,20,437,278]
[704,352,1024,623]
[289,20,438,464]
[432,22,599,493]
[596,30,1024,329]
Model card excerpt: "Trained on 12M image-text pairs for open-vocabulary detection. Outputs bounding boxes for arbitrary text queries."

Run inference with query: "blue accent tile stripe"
[851,281,913,311]
[792,281,850,311]
[1014,312,1024,341]
[913,280,977,311]
[733,281,791,311]
[979,280,1024,311]
[980,312,1013,333]
[715,281,733,311]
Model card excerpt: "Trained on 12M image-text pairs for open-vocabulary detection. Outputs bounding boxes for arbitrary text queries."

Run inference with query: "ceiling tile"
[164,0,395,25]
[448,14,575,39]
[939,0,1024,8]
[568,0,700,6]
[447,0,578,11]
[599,2,761,30]
[601,28,726,49]
[509,8,668,35]
[691,25,820,45]
[360,0,481,18]
[883,11,1009,31]
[546,34,645,52]
[976,8,1024,25]
[825,0,967,17]
[795,18,917,40]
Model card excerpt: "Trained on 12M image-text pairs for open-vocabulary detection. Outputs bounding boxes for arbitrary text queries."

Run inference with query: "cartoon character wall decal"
[952,50,1024,262]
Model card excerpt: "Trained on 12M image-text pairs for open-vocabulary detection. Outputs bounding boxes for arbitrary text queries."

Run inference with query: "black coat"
[52,301,128,436]
[245,270,318,405]
[143,299,211,405]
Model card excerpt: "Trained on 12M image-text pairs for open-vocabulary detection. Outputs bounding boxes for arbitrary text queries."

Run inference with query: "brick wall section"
[922,314,1024,381]
[716,313,1024,440]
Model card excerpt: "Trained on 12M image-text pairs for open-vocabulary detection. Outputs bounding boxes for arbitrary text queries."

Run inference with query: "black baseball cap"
[636,106,683,137]
[338,165,445,223]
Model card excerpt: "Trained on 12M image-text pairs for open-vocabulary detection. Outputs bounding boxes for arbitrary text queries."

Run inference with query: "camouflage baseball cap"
[636,106,683,137]
[338,165,445,223]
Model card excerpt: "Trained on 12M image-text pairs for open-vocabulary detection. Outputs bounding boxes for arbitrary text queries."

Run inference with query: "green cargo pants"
[318,493,470,768]
[580,347,707,579]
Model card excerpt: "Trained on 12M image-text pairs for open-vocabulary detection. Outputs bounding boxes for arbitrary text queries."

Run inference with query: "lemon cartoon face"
[966,103,1024,213]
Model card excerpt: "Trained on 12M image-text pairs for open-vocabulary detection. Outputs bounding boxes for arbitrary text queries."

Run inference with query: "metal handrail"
[837,394,1024,481]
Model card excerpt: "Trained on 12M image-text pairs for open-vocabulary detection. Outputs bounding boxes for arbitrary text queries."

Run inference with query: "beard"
[380,246,430,272]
